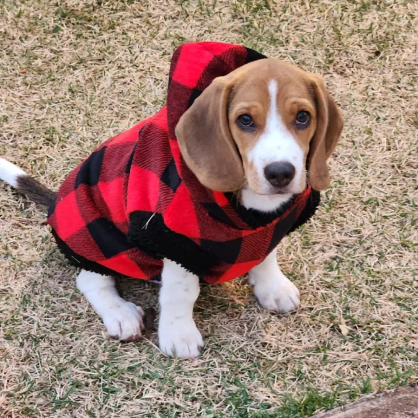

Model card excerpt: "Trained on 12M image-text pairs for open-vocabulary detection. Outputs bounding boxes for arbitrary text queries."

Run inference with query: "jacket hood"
[166,42,266,140]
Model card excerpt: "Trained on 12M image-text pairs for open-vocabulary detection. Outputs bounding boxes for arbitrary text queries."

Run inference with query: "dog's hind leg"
[76,270,144,341]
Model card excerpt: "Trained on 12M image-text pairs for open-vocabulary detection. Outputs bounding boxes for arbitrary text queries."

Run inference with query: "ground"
[0,1,417,417]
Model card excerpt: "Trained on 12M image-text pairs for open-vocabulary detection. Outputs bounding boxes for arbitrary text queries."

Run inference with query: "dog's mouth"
[250,182,293,195]
[266,179,307,196]
[246,187,292,197]
[269,188,292,195]
[245,174,307,197]
[248,183,306,197]
[244,175,307,197]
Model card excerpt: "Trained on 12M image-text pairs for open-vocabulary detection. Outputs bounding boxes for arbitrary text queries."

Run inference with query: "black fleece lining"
[224,192,299,229]
[287,189,321,235]
[127,211,218,278]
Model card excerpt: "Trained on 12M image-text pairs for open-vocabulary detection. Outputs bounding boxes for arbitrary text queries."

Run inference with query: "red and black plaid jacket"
[48,42,320,284]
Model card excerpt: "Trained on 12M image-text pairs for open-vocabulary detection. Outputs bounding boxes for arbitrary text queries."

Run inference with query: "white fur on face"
[0,158,26,188]
[246,79,305,197]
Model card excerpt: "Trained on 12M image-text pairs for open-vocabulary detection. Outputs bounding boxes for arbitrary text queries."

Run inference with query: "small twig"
[142,213,156,230]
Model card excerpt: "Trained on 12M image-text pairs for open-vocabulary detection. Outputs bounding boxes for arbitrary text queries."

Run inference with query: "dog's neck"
[240,187,293,213]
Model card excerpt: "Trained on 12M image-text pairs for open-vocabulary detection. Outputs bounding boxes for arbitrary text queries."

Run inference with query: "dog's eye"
[296,111,310,127]
[237,114,254,128]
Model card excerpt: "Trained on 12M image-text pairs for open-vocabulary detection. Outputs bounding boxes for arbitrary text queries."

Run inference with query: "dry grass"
[0,0,417,417]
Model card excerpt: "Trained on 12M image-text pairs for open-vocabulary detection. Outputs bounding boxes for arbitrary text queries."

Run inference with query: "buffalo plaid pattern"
[48,42,319,284]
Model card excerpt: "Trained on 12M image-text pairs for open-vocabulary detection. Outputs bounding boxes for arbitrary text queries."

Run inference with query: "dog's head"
[176,58,343,194]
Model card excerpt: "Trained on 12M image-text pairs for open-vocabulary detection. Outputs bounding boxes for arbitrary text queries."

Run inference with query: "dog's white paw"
[102,300,144,342]
[159,317,204,358]
[253,276,300,313]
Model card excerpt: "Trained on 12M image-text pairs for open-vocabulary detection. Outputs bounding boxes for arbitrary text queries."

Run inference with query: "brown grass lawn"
[0,0,417,417]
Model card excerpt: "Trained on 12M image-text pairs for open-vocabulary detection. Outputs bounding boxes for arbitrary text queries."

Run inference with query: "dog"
[0,42,343,358]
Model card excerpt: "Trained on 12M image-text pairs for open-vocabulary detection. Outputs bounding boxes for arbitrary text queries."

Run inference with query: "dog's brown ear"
[175,77,245,192]
[308,76,344,191]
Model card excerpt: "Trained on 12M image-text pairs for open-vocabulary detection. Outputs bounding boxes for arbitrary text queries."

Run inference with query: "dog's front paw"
[158,317,203,358]
[253,276,300,313]
[102,300,144,342]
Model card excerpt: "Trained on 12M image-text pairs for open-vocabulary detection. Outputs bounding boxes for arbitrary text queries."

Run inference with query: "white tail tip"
[0,158,27,188]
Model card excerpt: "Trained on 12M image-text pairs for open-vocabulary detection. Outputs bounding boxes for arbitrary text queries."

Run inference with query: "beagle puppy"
[0,43,343,358]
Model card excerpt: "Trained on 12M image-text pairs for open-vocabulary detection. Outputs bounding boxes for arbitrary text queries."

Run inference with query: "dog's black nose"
[264,162,295,188]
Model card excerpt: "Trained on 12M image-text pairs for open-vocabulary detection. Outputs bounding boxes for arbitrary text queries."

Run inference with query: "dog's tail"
[0,158,56,207]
